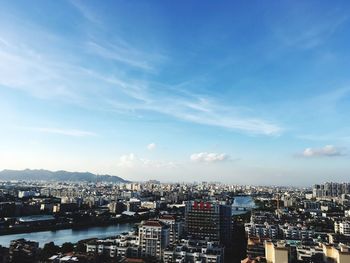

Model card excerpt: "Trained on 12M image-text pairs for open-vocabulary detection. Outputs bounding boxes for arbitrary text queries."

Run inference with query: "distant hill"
[0,169,129,183]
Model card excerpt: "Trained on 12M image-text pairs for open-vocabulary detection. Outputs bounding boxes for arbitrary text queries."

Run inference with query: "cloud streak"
[273,8,348,49]
[0,5,282,137]
[27,127,96,137]
[86,41,161,72]
[69,0,101,25]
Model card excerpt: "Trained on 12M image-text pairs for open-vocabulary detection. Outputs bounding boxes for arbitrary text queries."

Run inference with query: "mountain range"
[0,169,129,183]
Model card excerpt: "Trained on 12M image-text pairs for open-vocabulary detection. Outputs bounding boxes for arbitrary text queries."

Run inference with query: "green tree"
[74,241,86,253]
[40,242,60,260]
[61,242,74,253]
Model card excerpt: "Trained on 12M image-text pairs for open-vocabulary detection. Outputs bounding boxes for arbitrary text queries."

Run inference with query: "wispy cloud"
[174,109,281,135]
[27,127,96,137]
[310,87,350,112]
[273,9,348,49]
[105,83,282,135]
[0,38,85,103]
[143,92,282,135]
[69,0,101,24]
[0,37,10,47]
[86,41,160,72]
[297,133,350,143]
[0,40,281,135]
[0,10,282,137]
[299,145,346,157]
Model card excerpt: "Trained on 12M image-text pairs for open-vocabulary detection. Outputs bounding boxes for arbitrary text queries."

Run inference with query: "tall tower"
[185,201,232,245]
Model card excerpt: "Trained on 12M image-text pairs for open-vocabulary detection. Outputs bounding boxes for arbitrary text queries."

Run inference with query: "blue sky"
[1,0,350,185]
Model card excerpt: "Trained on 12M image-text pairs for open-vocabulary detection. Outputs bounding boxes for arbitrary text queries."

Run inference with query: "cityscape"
[0,177,350,262]
[1,0,350,263]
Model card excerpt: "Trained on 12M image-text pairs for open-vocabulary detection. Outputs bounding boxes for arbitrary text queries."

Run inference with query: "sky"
[0,0,350,185]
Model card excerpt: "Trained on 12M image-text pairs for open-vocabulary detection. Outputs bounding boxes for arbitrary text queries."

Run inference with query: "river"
[232,195,256,215]
[0,223,134,247]
[0,197,256,247]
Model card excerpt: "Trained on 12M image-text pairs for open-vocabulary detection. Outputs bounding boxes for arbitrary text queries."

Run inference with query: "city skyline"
[1,1,350,185]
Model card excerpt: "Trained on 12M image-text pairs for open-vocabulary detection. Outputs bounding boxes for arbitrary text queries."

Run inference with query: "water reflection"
[0,223,134,247]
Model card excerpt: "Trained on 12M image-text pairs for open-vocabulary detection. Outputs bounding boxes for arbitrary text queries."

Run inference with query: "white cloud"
[147,143,156,151]
[190,152,230,163]
[117,153,175,169]
[118,153,136,168]
[301,145,345,157]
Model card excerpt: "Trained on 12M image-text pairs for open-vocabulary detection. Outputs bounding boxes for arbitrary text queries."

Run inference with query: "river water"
[232,195,256,215]
[0,223,134,247]
[0,197,256,247]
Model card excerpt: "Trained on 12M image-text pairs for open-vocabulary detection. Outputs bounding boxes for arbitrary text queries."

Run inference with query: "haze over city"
[1,0,350,185]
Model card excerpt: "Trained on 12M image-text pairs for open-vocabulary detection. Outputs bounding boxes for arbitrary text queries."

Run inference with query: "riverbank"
[0,223,135,247]
[0,216,144,236]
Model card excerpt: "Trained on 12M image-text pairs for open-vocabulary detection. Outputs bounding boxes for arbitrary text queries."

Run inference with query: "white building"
[18,190,37,198]
[139,220,170,260]
[86,232,140,258]
[245,223,279,239]
[159,215,183,244]
[163,239,224,263]
[335,221,350,236]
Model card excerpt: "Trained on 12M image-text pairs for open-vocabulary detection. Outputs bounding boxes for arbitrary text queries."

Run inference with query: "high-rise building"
[139,220,170,260]
[159,215,183,244]
[185,201,232,245]
[313,183,350,198]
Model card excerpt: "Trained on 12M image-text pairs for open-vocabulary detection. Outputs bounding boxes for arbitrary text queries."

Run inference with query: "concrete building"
[86,233,140,259]
[18,190,37,198]
[163,239,224,263]
[303,201,321,210]
[245,223,279,240]
[280,224,314,240]
[139,220,170,260]
[334,221,350,236]
[322,243,350,263]
[295,244,323,262]
[185,201,232,245]
[246,237,267,259]
[265,241,290,263]
[159,215,183,244]
[345,210,350,218]
[127,198,141,212]
[313,183,350,198]
[241,257,266,263]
